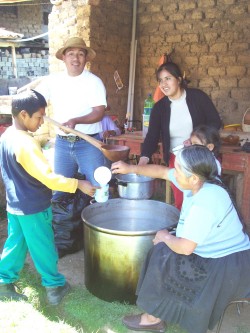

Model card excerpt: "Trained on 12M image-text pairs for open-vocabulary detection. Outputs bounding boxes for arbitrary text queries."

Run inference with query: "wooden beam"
[0,1,31,4]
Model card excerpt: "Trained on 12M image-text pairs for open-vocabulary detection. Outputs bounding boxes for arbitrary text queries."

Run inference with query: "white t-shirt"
[168,169,250,258]
[169,90,193,152]
[37,70,107,135]
[99,115,121,140]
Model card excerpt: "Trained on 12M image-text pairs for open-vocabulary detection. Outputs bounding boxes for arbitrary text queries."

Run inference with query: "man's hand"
[77,180,99,197]
[62,118,77,130]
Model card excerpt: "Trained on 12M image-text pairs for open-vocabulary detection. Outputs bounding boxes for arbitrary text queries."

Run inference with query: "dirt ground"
[0,217,250,333]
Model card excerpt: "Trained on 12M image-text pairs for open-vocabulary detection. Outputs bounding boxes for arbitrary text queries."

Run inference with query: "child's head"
[12,90,47,132]
[12,89,47,117]
[190,125,221,157]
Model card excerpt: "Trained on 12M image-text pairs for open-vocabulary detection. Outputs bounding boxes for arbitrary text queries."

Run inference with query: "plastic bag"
[52,190,88,258]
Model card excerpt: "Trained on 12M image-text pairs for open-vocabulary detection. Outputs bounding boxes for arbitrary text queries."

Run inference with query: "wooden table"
[108,131,250,232]
[108,131,163,163]
[220,146,250,233]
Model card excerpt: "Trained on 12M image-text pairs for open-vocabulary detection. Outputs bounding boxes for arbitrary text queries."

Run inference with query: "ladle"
[44,116,130,162]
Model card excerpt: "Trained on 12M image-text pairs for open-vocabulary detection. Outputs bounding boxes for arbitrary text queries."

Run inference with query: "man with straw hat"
[37,37,107,198]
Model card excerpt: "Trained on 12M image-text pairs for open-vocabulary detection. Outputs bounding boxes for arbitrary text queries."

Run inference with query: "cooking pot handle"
[116,180,128,187]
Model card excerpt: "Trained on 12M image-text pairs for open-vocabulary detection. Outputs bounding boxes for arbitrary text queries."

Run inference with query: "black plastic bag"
[52,190,88,258]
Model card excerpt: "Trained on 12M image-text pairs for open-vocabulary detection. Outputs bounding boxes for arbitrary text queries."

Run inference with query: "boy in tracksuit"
[0,90,97,305]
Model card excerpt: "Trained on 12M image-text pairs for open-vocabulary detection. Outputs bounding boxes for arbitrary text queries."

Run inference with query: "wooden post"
[11,44,17,78]
[165,181,172,204]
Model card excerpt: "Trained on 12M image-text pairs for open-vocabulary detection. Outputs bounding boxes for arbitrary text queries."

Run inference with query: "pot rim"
[115,173,154,183]
[81,199,179,236]
[83,221,177,236]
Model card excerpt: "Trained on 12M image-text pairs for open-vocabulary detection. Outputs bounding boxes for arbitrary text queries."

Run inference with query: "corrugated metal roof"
[0,28,23,39]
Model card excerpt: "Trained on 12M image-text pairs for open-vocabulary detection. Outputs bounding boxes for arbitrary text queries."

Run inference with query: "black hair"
[156,62,189,89]
[11,89,47,117]
[177,145,245,231]
[191,125,221,157]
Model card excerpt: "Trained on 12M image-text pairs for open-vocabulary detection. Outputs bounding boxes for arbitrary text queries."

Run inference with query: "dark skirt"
[136,243,250,333]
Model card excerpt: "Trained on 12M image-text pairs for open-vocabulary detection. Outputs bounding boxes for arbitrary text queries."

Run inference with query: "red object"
[221,148,250,233]
[168,153,183,211]
[110,114,118,122]
[153,55,166,103]
[0,124,11,136]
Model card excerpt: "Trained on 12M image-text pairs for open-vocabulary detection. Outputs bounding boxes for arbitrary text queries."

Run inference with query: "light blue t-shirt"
[169,169,250,258]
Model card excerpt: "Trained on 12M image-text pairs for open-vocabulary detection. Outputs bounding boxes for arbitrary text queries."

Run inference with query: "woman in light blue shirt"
[111,145,250,333]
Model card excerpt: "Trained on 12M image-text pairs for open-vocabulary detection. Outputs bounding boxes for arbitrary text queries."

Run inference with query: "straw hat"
[55,37,96,61]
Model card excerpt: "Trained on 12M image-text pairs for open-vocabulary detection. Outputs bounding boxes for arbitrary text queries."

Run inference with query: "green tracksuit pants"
[0,206,65,287]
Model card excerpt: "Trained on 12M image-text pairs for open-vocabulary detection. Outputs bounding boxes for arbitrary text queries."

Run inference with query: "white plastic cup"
[94,166,111,186]
[95,184,109,203]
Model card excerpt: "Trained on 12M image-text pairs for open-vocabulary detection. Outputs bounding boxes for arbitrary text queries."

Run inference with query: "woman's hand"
[153,229,171,245]
[153,229,197,255]
[111,161,133,175]
[77,180,99,197]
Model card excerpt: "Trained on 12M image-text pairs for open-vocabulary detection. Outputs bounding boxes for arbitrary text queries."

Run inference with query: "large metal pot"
[81,198,179,304]
[116,173,154,199]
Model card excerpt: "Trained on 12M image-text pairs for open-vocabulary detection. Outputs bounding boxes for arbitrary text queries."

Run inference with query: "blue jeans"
[53,135,105,199]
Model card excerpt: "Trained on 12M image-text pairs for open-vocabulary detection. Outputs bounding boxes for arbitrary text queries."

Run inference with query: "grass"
[0,263,187,333]
[1,204,249,333]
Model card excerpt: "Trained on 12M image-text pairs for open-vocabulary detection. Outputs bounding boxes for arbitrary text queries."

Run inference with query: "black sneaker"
[0,283,28,301]
[46,281,71,305]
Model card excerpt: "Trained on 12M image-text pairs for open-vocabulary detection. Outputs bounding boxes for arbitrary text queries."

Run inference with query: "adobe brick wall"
[0,3,50,81]
[0,53,48,80]
[47,0,249,127]
[48,0,133,128]
[134,0,250,126]
[1,0,249,128]
[0,2,47,37]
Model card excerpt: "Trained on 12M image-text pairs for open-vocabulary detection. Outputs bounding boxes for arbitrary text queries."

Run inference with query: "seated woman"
[111,145,250,333]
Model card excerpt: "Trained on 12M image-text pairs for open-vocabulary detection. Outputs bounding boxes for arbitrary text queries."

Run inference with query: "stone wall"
[134,0,250,126]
